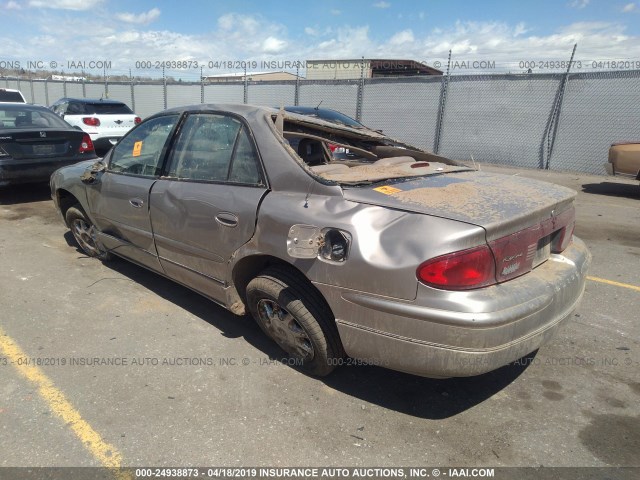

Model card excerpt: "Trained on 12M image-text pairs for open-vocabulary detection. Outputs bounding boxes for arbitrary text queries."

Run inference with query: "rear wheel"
[246,266,344,376]
[65,204,111,260]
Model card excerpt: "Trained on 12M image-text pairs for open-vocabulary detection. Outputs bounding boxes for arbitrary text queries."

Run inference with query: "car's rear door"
[148,112,268,302]
[87,114,180,271]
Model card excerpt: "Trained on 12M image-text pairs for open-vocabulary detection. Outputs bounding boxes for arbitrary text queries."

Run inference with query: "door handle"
[215,212,239,228]
[129,198,144,208]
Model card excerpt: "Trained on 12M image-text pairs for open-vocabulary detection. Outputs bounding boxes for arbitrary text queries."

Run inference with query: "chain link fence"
[3,70,640,175]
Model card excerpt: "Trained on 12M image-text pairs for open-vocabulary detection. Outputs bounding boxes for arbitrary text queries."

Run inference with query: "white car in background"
[50,98,141,153]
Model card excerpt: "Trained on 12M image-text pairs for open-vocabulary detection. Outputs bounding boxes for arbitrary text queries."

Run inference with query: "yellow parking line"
[588,276,640,292]
[0,326,128,477]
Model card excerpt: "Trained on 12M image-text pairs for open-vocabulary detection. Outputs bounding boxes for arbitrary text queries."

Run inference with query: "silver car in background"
[50,104,591,378]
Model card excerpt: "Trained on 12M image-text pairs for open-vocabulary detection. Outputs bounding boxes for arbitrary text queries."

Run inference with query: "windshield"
[0,105,72,129]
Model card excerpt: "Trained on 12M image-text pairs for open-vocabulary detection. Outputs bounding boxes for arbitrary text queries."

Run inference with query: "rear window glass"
[0,106,70,129]
[285,107,363,128]
[69,102,133,115]
[0,90,25,102]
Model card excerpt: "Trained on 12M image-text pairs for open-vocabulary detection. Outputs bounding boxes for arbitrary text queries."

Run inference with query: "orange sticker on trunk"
[132,141,142,157]
[373,186,402,195]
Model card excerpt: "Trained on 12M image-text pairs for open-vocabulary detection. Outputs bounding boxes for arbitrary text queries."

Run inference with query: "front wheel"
[246,266,344,376]
[65,204,111,260]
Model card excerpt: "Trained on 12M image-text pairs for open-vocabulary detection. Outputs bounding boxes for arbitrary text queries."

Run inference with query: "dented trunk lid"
[342,171,577,282]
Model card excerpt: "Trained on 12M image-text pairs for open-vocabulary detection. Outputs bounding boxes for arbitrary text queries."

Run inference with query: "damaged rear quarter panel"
[230,189,487,301]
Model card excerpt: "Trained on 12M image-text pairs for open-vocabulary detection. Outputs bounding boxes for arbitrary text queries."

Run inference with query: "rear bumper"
[314,237,591,378]
[0,156,96,187]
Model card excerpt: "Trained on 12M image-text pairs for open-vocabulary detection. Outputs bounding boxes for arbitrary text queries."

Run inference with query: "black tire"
[246,266,344,376]
[65,204,111,261]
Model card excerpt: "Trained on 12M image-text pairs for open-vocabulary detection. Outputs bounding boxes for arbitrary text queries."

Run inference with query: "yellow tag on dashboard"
[132,141,142,157]
[373,185,402,195]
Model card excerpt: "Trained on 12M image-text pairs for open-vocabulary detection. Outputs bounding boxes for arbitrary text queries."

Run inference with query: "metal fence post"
[433,50,452,154]
[130,69,136,113]
[63,79,67,98]
[162,66,167,110]
[82,76,86,98]
[44,78,49,106]
[294,65,300,106]
[29,77,35,103]
[200,67,204,104]
[243,65,248,104]
[355,57,365,122]
[541,44,577,169]
[103,65,109,98]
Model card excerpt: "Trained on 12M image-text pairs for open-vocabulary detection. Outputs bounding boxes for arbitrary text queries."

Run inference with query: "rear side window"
[0,90,25,102]
[168,113,263,185]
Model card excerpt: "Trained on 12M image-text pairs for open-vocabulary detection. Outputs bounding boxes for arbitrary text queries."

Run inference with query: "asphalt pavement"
[0,165,638,471]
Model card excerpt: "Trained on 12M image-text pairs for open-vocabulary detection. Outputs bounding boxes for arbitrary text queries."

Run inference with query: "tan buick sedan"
[50,104,591,378]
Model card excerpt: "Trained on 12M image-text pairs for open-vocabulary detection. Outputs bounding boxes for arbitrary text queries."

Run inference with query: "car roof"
[153,104,390,143]
[0,103,52,112]
[55,97,127,105]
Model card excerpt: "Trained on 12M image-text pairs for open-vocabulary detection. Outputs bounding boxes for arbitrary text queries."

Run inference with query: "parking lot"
[0,165,638,470]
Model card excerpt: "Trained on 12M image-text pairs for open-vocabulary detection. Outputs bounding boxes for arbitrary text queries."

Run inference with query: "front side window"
[168,113,263,185]
[109,115,179,177]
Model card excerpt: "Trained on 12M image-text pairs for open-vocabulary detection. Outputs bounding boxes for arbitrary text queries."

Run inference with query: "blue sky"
[1,0,640,77]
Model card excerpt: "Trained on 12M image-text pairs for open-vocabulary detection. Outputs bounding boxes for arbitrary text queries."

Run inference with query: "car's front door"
[149,112,268,302]
[87,114,180,271]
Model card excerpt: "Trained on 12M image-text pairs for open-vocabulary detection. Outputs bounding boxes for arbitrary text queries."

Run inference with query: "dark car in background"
[0,103,96,187]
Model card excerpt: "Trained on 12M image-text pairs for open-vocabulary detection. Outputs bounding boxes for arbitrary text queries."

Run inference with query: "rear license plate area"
[33,144,56,155]
[533,234,552,268]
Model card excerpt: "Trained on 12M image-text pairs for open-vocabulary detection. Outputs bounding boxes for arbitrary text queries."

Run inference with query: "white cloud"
[513,22,528,36]
[569,0,589,9]
[389,29,414,45]
[373,1,391,8]
[27,0,103,10]
[622,3,637,12]
[116,8,161,25]
[262,36,287,53]
[305,27,318,36]
[330,9,341,15]
[4,1,22,10]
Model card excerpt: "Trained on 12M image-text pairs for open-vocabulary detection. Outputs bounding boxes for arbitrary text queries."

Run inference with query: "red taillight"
[328,143,346,154]
[82,117,100,126]
[134,116,142,124]
[78,134,95,153]
[417,245,497,290]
